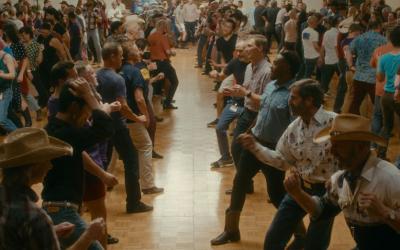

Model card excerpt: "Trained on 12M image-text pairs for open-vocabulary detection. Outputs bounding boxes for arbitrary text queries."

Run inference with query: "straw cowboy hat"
[0,128,73,169]
[314,114,387,146]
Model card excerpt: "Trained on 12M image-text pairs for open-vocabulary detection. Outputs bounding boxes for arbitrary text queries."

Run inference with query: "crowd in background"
[0,0,400,249]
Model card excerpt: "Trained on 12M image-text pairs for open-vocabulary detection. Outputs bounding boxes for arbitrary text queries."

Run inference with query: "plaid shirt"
[25,40,41,71]
[83,7,102,30]
[0,186,60,250]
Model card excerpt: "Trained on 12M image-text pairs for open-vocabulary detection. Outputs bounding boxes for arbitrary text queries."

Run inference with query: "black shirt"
[224,58,248,86]
[254,6,266,29]
[264,7,280,32]
[42,110,114,204]
[216,34,238,63]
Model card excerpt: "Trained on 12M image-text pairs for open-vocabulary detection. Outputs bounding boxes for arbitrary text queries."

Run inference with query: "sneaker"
[210,158,233,169]
[107,234,119,245]
[207,119,219,128]
[126,202,153,214]
[152,151,164,159]
[142,186,164,194]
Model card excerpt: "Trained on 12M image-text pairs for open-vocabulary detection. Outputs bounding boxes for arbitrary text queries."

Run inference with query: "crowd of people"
[0,0,400,249]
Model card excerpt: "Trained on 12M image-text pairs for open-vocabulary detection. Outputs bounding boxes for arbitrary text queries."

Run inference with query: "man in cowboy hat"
[284,114,400,249]
[0,128,105,249]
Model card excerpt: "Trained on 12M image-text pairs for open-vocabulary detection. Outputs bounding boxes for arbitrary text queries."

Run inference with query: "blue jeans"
[264,192,334,250]
[303,58,318,79]
[197,34,208,67]
[87,29,102,63]
[216,103,243,161]
[371,95,383,137]
[184,21,197,44]
[0,88,17,132]
[43,206,102,250]
[112,127,142,209]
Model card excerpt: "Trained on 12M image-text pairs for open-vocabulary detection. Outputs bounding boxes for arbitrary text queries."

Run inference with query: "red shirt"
[148,31,170,61]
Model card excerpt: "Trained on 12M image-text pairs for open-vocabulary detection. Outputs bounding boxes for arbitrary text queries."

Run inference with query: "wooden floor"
[35,48,357,249]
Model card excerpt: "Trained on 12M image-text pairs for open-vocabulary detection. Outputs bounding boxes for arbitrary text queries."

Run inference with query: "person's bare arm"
[82,151,118,187]
[17,57,28,83]
[50,38,67,61]
[0,54,16,80]
[117,96,147,123]
[134,88,150,127]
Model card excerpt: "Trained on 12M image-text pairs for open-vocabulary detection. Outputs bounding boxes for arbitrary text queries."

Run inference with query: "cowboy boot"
[210,209,241,245]
[22,108,32,127]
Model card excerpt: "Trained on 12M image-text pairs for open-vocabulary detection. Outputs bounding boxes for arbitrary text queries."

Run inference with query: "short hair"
[19,26,34,38]
[349,23,362,33]
[389,26,400,47]
[280,51,301,77]
[41,22,52,30]
[224,18,236,31]
[50,61,75,85]
[110,21,123,34]
[368,20,382,30]
[58,84,85,113]
[102,42,121,60]
[290,79,324,108]
[68,11,77,19]
[135,38,148,51]
[74,60,89,76]
[249,34,269,55]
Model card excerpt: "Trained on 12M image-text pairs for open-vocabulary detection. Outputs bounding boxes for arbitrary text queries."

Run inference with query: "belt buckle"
[303,180,312,189]
[45,206,60,213]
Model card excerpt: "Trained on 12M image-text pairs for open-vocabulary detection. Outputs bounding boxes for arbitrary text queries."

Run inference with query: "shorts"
[83,173,105,202]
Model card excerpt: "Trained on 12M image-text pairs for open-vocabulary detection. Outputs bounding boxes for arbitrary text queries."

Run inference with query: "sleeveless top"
[41,35,59,72]
[0,53,12,93]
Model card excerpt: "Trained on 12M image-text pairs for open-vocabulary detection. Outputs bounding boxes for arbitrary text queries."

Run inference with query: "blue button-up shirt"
[251,79,294,144]
[350,31,387,84]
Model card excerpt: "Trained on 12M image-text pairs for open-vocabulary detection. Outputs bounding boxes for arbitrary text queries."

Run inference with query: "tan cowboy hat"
[314,114,387,146]
[0,128,73,169]
[338,16,354,34]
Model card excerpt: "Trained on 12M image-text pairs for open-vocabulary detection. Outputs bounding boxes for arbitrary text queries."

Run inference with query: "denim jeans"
[303,58,318,79]
[231,108,258,167]
[43,206,102,250]
[0,88,17,132]
[264,191,334,250]
[371,95,383,137]
[197,34,208,67]
[204,39,214,74]
[87,29,102,63]
[112,127,142,209]
[378,92,400,158]
[184,21,197,44]
[216,102,243,161]
[320,63,339,93]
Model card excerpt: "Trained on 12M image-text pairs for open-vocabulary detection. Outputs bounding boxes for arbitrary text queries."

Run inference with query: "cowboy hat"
[314,114,387,146]
[0,128,73,169]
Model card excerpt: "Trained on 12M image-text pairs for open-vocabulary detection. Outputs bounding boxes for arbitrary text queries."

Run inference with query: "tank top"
[41,35,59,71]
[0,53,12,92]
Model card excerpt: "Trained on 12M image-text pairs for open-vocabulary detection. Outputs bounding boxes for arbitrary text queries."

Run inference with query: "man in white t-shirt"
[301,15,320,78]
[320,17,340,94]
[182,0,199,44]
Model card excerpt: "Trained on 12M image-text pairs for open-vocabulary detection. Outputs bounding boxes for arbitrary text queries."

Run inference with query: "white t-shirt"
[275,8,287,25]
[182,3,199,22]
[322,27,339,65]
[302,27,320,59]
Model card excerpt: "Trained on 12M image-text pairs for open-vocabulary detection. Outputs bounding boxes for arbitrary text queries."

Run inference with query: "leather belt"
[42,201,80,212]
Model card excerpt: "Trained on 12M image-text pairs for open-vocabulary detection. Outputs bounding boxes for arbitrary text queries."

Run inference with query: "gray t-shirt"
[97,68,127,129]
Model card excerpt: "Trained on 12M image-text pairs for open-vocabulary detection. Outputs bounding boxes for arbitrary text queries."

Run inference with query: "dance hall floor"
[103,48,355,250]
[34,48,356,249]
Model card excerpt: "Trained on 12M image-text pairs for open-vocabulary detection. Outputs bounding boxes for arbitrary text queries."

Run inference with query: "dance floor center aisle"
[85,48,355,249]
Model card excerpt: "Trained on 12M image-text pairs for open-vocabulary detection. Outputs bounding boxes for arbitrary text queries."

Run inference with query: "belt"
[42,201,80,212]
[301,178,325,191]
